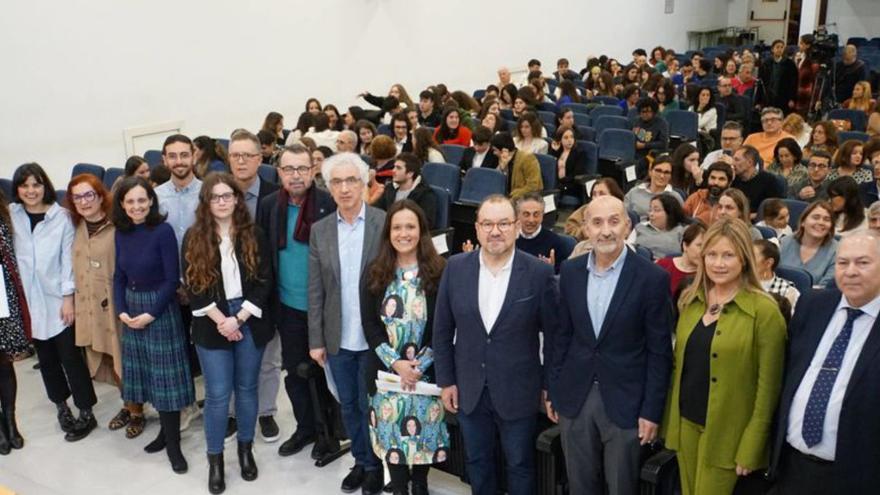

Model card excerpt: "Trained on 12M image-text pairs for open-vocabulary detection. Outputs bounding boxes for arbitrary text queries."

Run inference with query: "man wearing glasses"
[716,77,748,126]
[257,144,336,461]
[790,151,833,201]
[434,195,558,495]
[701,121,745,170]
[226,129,283,443]
[743,107,794,165]
[309,153,386,494]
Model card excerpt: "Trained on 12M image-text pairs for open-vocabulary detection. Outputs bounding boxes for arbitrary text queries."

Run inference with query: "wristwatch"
[235,315,245,327]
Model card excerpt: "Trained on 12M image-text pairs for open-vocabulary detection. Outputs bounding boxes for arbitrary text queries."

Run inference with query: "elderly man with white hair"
[308,153,386,494]
[772,231,880,494]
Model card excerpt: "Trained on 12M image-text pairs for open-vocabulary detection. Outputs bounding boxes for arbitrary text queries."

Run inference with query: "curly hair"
[183,173,262,294]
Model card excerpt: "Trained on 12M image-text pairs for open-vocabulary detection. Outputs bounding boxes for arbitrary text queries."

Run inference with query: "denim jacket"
[11,202,75,340]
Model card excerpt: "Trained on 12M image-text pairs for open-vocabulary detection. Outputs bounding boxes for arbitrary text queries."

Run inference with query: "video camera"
[811,31,839,66]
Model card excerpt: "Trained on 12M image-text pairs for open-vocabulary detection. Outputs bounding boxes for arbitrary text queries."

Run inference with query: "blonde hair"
[849,81,874,112]
[782,113,806,135]
[678,218,766,312]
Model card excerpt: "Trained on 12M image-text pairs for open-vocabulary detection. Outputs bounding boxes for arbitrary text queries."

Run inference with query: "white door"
[749,0,791,43]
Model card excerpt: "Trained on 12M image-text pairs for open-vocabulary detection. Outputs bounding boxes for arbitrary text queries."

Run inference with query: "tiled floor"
[0,358,470,495]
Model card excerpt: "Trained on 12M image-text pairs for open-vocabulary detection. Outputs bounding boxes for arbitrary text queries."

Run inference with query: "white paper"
[0,265,8,318]
[376,370,442,396]
[432,234,449,255]
[584,179,597,198]
[543,194,556,213]
[625,165,637,183]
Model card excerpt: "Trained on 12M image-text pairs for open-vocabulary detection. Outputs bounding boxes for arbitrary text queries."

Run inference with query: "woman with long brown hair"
[182,173,273,493]
[363,200,448,495]
[0,189,30,454]
[67,174,145,437]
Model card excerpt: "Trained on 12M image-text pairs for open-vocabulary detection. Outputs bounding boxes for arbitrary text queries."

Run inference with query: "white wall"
[0,0,729,185]
[826,0,880,43]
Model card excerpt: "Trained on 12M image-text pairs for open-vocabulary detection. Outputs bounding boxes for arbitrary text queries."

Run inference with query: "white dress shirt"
[472,150,488,169]
[478,250,515,334]
[786,294,880,460]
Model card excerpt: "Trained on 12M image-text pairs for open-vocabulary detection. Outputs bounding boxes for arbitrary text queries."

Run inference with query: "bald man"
[772,232,880,494]
[547,196,673,495]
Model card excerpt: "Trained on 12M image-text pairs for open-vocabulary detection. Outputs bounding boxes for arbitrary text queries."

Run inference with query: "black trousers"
[32,326,97,410]
[770,444,836,495]
[277,304,316,436]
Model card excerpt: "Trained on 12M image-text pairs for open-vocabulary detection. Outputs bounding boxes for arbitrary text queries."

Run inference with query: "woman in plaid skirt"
[112,177,195,474]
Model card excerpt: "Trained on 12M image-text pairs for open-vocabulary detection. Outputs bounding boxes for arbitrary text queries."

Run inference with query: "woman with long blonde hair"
[844,81,876,114]
[181,173,273,493]
[663,218,787,495]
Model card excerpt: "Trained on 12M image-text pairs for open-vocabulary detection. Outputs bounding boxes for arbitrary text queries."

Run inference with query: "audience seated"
[490,132,542,199]
[790,150,833,200]
[628,193,688,259]
[460,126,498,172]
[827,176,868,237]
[803,120,838,159]
[755,197,794,238]
[373,152,437,230]
[780,200,838,287]
[828,139,872,184]
[684,161,733,225]
[732,145,785,215]
[743,107,794,165]
[624,156,682,221]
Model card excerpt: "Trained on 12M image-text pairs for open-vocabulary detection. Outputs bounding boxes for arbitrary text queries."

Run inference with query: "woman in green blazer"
[662,218,787,495]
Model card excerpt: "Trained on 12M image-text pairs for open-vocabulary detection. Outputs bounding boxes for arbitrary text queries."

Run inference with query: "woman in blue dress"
[362,199,449,495]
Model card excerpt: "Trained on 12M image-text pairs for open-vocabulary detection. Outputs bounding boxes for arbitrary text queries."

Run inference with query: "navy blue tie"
[802,307,864,448]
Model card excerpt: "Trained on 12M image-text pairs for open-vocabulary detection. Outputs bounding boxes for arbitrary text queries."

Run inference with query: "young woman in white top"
[513,111,549,155]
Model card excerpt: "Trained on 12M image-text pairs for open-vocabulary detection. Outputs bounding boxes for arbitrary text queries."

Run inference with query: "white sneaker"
[180,403,201,431]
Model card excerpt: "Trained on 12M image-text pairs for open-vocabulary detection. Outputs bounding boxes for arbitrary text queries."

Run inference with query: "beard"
[708,185,724,199]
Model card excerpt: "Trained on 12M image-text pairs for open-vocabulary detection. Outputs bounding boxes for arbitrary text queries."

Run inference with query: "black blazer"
[257,187,336,317]
[255,178,280,221]
[374,180,437,230]
[459,148,498,172]
[771,289,880,491]
[549,249,673,427]
[757,57,798,109]
[549,146,588,182]
[181,225,275,349]
[433,250,558,420]
[361,278,437,396]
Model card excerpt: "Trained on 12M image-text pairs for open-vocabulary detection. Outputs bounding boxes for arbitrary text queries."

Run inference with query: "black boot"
[56,402,76,433]
[160,411,187,474]
[65,408,97,442]
[144,428,166,453]
[237,441,258,481]
[5,410,23,449]
[208,453,225,494]
[0,412,10,455]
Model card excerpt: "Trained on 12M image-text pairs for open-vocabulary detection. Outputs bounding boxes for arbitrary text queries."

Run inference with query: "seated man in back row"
[515,193,573,273]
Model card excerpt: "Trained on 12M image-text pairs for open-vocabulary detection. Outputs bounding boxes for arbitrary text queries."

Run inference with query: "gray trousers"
[559,382,641,495]
[230,333,282,417]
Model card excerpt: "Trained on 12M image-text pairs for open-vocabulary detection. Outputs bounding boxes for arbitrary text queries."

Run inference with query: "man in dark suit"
[308,153,386,494]
[228,129,283,440]
[547,195,673,495]
[257,144,336,459]
[459,126,498,173]
[374,152,437,229]
[771,232,880,494]
[433,195,557,495]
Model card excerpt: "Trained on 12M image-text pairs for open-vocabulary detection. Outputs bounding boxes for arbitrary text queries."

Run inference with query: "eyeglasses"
[209,192,235,204]
[71,191,98,203]
[761,117,782,123]
[279,166,311,176]
[328,176,362,188]
[229,152,261,162]
[652,169,672,176]
[476,220,516,233]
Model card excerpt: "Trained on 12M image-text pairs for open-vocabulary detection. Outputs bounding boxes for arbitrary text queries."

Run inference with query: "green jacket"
[508,151,543,200]
[662,289,786,470]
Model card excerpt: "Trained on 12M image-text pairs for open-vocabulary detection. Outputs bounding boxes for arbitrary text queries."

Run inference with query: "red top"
[656,256,695,297]
[434,125,472,147]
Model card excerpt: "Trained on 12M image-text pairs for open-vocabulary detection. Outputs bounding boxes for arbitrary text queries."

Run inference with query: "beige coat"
[73,220,122,384]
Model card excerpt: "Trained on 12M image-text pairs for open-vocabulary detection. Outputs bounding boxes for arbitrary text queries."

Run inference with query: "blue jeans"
[195,299,266,454]
[456,388,537,495]
[327,348,380,471]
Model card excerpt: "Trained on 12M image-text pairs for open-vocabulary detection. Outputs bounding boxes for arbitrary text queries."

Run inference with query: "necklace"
[707,287,738,315]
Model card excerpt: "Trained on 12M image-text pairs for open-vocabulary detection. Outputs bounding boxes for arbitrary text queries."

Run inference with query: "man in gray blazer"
[308,152,386,495]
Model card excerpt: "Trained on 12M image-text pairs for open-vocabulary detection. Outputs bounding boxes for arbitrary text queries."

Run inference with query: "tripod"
[808,62,837,122]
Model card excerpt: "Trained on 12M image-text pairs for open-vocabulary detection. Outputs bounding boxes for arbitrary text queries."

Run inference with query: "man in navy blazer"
[433,195,557,495]
[771,232,880,494]
[547,196,673,495]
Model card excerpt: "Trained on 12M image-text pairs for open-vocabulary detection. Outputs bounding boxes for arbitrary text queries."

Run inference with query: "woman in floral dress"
[363,200,449,495]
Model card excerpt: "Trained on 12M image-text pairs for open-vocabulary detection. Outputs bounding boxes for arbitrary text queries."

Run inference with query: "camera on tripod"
[811,31,839,66]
